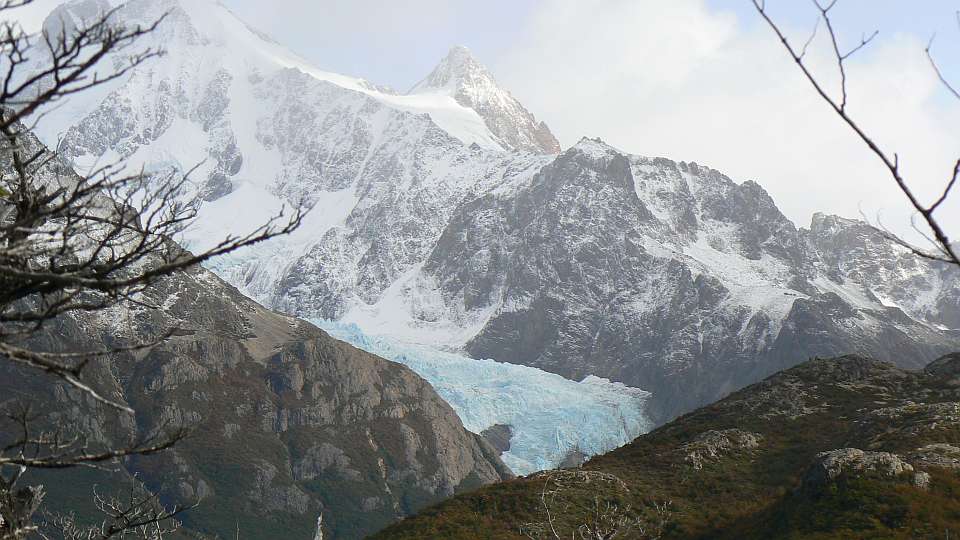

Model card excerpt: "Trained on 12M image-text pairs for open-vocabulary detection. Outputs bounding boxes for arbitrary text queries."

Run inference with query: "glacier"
[313,320,653,475]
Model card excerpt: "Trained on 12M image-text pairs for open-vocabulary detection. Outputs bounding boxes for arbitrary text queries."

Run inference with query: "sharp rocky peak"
[569,137,623,159]
[411,45,562,154]
[809,212,863,232]
[44,0,228,52]
[409,45,489,95]
[49,0,308,61]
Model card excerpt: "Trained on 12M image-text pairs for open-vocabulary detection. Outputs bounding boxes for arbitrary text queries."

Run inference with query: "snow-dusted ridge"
[24,0,960,429]
[33,0,505,159]
[410,45,561,154]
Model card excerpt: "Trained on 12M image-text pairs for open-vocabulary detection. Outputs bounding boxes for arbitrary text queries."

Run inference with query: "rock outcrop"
[910,444,960,470]
[681,429,763,470]
[803,448,917,488]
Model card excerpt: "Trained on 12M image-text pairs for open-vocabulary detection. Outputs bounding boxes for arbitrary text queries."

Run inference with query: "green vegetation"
[374,354,960,539]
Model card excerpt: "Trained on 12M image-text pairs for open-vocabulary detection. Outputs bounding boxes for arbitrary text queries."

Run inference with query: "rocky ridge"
[425,140,960,421]
[409,45,561,154]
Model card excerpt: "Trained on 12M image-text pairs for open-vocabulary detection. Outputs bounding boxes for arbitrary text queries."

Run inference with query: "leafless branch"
[519,470,671,540]
[752,0,960,267]
[0,403,190,539]
[0,1,300,536]
[43,475,196,539]
[926,33,960,101]
[799,18,820,60]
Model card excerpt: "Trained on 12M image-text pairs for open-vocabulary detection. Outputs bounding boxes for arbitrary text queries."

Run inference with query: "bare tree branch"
[752,0,960,267]
[43,475,197,539]
[0,1,302,536]
[519,470,671,540]
[926,33,960,101]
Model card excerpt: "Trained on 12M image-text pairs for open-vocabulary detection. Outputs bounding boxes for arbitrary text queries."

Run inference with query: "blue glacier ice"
[313,320,654,475]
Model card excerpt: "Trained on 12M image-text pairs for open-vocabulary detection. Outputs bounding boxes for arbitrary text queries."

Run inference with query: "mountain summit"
[410,46,561,154]
[410,45,483,93]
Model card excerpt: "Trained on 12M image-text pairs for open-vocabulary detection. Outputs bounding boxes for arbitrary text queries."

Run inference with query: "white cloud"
[492,0,960,243]
[8,0,65,32]
[227,0,459,42]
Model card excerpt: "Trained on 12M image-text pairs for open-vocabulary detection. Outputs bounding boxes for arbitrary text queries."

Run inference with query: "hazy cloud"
[221,0,536,93]
[11,0,64,32]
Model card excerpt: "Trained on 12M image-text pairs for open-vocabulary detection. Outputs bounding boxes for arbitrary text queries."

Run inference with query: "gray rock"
[558,447,588,470]
[913,471,932,490]
[480,424,513,455]
[681,429,763,470]
[910,443,960,470]
[804,448,914,489]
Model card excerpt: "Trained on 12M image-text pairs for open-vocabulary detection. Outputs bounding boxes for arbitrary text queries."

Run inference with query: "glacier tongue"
[314,320,653,475]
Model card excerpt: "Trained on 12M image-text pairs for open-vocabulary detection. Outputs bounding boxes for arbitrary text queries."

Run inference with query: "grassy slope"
[373,354,960,539]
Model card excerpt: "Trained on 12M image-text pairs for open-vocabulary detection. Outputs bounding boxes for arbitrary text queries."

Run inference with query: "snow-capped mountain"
[20,0,645,471]
[422,139,960,422]
[409,46,561,154]
[25,0,960,430]
[26,0,556,310]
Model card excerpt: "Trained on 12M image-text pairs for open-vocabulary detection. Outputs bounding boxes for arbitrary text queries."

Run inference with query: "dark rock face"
[558,448,588,469]
[480,424,513,455]
[3,263,510,539]
[925,352,960,380]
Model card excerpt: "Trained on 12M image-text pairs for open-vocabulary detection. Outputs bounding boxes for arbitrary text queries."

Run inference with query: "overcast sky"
[14,0,960,243]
